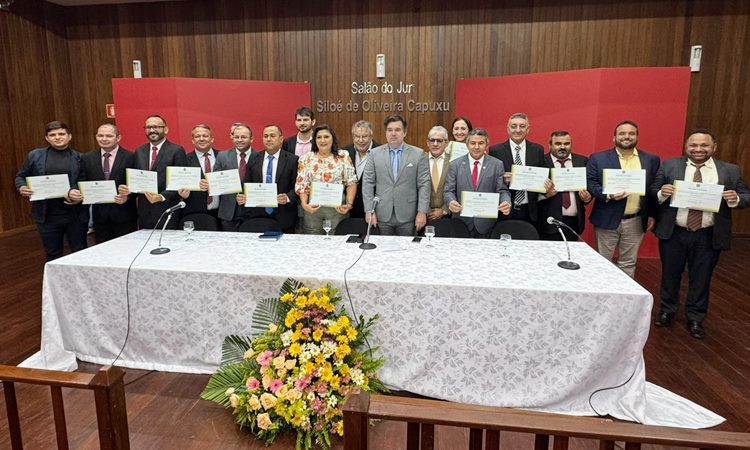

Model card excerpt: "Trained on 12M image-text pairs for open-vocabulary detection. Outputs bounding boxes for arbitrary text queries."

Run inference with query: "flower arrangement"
[201,278,385,449]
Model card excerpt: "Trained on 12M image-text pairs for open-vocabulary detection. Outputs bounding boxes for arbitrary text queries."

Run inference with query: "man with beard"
[212,123,254,231]
[282,106,315,157]
[537,131,592,241]
[343,120,380,218]
[651,129,749,338]
[586,120,660,278]
[179,124,220,219]
[118,115,187,229]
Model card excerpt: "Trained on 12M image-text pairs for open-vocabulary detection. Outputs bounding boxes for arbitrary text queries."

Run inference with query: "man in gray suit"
[362,114,431,236]
[444,128,511,238]
[425,126,452,222]
[211,123,254,231]
[651,128,749,339]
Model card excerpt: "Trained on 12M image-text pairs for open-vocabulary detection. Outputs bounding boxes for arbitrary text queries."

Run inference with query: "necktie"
[557,159,571,209]
[513,145,526,206]
[265,155,274,215]
[150,146,158,170]
[238,151,247,181]
[686,164,704,231]
[391,149,401,179]
[103,152,111,180]
[431,157,440,191]
[472,160,479,188]
[204,153,213,205]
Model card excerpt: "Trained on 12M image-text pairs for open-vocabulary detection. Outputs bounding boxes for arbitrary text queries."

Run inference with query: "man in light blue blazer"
[444,128,511,237]
[362,115,431,236]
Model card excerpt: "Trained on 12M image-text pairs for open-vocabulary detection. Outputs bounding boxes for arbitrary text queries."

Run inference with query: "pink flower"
[246,377,260,391]
[256,350,273,367]
[269,379,283,394]
[295,376,311,391]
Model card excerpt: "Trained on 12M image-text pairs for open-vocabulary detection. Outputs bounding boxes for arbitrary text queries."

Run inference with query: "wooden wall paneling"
[0,12,20,232]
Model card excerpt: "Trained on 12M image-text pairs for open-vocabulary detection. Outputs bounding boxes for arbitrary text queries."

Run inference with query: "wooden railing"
[342,392,750,450]
[1,365,129,450]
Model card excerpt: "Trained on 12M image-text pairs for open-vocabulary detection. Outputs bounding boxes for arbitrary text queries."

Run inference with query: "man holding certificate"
[587,120,660,278]
[180,124,220,220]
[295,125,357,235]
[444,128,511,238]
[651,129,749,339]
[15,121,88,261]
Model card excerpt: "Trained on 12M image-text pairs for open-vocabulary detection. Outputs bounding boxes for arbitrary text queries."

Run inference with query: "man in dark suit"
[651,129,749,339]
[444,128,511,238]
[80,124,137,243]
[424,125,452,222]
[586,120,660,278]
[211,123,253,231]
[179,124,220,220]
[537,131,592,241]
[281,106,315,157]
[488,112,548,224]
[238,125,299,232]
[118,114,188,229]
[343,120,380,218]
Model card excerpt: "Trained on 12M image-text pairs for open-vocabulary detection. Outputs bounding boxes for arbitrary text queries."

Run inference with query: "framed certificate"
[125,168,158,194]
[244,183,278,208]
[166,166,202,191]
[602,169,646,195]
[309,182,344,207]
[78,180,117,205]
[460,191,500,218]
[510,165,549,193]
[206,169,242,196]
[550,167,587,192]
[670,180,724,213]
[26,174,70,201]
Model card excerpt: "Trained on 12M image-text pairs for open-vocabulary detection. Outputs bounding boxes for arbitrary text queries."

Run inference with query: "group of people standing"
[15,107,749,339]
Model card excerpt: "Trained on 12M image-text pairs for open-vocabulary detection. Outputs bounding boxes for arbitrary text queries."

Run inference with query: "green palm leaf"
[250,297,285,337]
[200,363,246,406]
[221,334,253,367]
[279,277,304,296]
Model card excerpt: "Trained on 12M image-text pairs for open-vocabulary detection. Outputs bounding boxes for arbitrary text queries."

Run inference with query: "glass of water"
[322,219,332,239]
[424,225,436,246]
[500,233,511,257]
[183,220,195,241]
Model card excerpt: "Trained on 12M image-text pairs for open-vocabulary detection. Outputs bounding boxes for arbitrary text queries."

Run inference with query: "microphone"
[360,197,380,250]
[150,201,187,255]
[164,201,187,214]
[547,216,581,270]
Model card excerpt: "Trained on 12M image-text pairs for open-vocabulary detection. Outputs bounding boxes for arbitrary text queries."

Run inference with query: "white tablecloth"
[22,230,723,427]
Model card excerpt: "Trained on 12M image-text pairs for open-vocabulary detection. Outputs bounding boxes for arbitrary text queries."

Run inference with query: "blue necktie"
[390,149,401,179]
[265,155,274,215]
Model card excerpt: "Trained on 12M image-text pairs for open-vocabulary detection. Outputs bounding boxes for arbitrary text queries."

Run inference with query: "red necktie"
[686,164,704,231]
[103,152,111,180]
[557,159,571,209]
[150,146,158,170]
[238,152,247,181]
[204,153,213,205]
[472,160,479,188]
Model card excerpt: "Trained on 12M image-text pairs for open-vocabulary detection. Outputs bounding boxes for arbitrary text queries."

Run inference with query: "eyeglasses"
[144,125,165,130]
[427,138,447,144]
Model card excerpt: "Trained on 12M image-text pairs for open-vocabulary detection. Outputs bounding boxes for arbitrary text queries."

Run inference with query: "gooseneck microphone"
[360,196,380,250]
[547,216,581,270]
[150,201,186,255]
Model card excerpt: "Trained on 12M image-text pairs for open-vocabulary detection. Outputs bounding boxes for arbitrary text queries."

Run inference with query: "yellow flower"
[337,316,350,328]
[325,303,336,313]
[280,293,294,303]
[312,329,323,342]
[336,421,344,436]
[336,335,349,344]
[302,362,315,375]
[330,375,340,389]
[346,326,358,341]
[277,385,289,399]
[328,323,341,335]
[295,295,308,308]
[284,309,299,328]
[260,392,277,410]
[320,363,334,382]
[297,287,309,294]
[339,364,350,376]
[289,343,301,357]
[335,344,351,360]
[314,354,327,366]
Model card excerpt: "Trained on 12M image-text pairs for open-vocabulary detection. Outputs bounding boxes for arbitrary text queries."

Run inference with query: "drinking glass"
[500,233,511,257]
[322,219,332,239]
[424,225,436,247]
[183,221,195,241]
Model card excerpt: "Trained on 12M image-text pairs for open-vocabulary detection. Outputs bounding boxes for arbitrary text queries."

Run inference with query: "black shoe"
[688,321,705,339]
[654,311,675,327]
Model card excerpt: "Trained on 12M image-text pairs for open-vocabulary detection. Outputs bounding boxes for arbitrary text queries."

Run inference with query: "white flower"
[307,392,316,401]
[225,387,235,397]
[280,330,293,347]
[327,396,338,408]
[350,368,365,385]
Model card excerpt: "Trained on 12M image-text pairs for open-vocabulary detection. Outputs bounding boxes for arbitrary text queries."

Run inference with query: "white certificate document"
[26,174,70,201]
[78,180,117,205]
[125,168,158,194]
[602,169,646,195]
[510,165,549,193]
[460,191,499,219]
[670,180,724,213]
[206,169,242,196]
[244,183,278,208]
[309,182,344,207]
[550,167,587,192]
[166,166,202,191]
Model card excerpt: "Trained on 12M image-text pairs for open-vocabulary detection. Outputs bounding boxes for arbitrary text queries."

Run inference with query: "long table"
[21,230,711,425]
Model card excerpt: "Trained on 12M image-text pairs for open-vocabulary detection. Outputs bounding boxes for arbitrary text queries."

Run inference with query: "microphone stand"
[553,220,580,270]
[360,200,379,250]
[150,212,176,255]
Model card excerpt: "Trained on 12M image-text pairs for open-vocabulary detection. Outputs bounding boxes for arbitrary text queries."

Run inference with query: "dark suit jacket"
[132,140,188,228]
[586,147,660,231]
[650,157,749,250]
[80,147,137,225]
[182,149,218,216]
[537,153,590,235]
[488,139,545,221]
[344,141,380,218]
[244,150,299,230]
[15,146,88,224]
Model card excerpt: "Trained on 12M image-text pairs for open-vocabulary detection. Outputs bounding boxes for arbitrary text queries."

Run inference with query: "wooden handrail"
[342,392,750,450]
[0,365,129,450]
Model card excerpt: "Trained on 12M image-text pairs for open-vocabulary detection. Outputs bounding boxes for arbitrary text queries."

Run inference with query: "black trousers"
[540,216,581,241]
[37,213,88,261]
[94,219,138,243]
[658,226,721,322]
